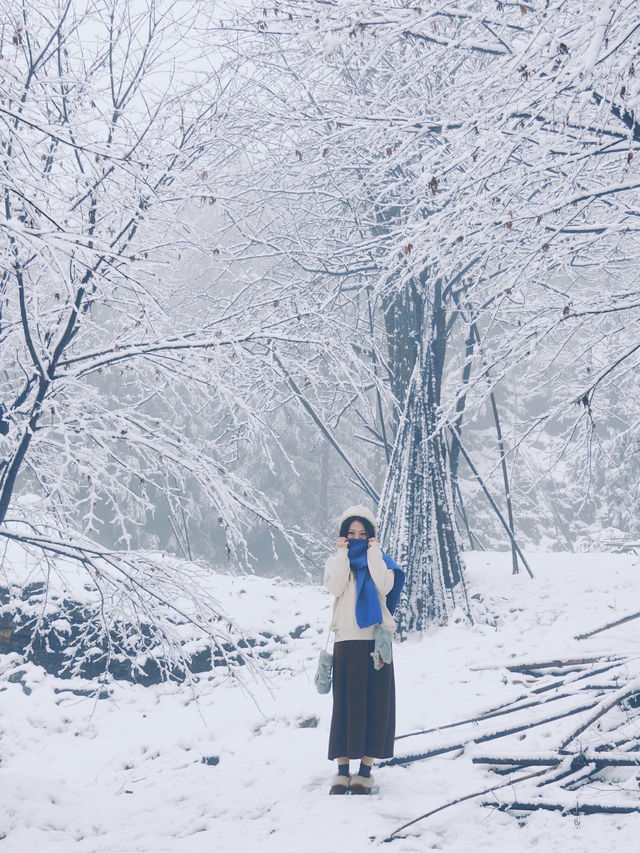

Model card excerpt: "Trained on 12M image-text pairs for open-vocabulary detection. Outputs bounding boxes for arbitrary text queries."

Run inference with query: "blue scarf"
[347,538,405,628]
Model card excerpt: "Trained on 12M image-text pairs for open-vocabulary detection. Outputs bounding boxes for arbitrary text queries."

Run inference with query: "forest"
[1,0,639,843]
[2,0,638,632]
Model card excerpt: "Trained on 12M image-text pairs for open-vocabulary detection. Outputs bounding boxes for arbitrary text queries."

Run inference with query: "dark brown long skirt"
[328,639,395,760]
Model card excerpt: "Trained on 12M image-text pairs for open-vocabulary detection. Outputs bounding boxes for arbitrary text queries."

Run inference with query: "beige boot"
[349,773,373,795]
[329,773,350,795]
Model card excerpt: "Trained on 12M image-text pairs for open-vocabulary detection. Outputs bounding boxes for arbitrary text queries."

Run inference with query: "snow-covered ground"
[1,551,639,853]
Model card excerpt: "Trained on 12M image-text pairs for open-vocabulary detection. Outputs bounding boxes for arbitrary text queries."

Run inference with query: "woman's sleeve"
[367,543,395,595]
[324,550,350,597]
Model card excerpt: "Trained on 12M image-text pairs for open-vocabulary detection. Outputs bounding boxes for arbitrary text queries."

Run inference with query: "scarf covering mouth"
[347,538,405,628]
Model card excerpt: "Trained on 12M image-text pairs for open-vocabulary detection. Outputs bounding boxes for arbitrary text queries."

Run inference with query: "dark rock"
[0,584,287,685]
[20,582,46,601]
[7,670,26,684]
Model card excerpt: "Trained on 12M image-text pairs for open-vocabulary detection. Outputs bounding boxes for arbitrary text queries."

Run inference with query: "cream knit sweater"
[323,542,396,642]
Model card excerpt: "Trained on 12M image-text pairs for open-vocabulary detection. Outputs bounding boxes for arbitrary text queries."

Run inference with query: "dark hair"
[339,516,375,540]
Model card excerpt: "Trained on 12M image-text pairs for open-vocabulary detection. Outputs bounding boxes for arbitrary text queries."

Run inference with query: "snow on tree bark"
[379,282,466,632]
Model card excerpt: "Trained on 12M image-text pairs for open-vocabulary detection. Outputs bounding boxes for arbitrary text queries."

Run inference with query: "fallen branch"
[384,637,640,839]
[470,655,623,673]
[475,701,598,746]
[534,753,597,787]
[382,766,554,843]
[473,749,640,769]
[384,700,597,767]
[575,610,640,640]
[396,668,622,743]
[382,742,466,767]
[483,800,640,816]
[395,690,578,740]
[560,677,640,749]
[472,754,559,767]
[530,662,622,695]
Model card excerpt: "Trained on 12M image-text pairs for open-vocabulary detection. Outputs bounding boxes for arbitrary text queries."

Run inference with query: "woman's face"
[346,520,367,540]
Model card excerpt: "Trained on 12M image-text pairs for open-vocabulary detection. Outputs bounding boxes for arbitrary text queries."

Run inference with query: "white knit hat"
[339,504,377,535]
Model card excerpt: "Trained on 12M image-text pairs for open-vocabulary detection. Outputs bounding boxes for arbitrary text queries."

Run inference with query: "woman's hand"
[367,537,379,548]
[337,537,349,549]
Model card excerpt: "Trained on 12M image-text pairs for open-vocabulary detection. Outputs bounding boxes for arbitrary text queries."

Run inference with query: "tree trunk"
[378,281,465,632]
[381,277,424,409]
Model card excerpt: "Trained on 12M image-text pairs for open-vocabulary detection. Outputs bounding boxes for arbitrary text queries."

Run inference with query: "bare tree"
[0,0,313,678]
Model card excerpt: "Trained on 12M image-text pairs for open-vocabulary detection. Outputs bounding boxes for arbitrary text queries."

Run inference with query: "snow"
[1,550,639,852]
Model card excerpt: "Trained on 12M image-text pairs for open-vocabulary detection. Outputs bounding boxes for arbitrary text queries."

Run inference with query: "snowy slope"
[1,551,639,853]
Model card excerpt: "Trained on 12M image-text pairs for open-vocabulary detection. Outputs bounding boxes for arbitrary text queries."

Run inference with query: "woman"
[323,504,404,795]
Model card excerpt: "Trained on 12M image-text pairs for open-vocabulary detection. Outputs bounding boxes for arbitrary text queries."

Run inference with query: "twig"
[451,429,534,578]
[270,348,379,503]
[489,389,519,574]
